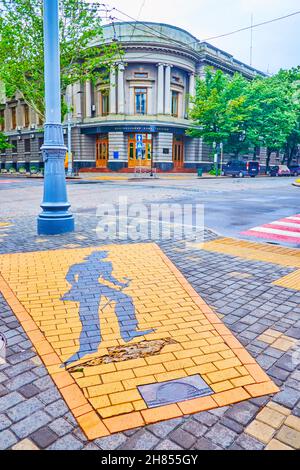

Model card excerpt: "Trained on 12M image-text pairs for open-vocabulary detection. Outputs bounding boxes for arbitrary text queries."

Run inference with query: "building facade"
[1,21,275,172]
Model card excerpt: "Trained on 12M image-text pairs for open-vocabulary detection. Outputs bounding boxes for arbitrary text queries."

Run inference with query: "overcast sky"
[101,0,300,74]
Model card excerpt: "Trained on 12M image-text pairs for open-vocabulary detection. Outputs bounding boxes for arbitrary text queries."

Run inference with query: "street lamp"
[66,91,73,177]
[37,0,75,235]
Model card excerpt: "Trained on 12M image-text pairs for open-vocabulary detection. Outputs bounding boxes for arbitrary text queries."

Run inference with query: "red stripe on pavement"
[242,230,300,244]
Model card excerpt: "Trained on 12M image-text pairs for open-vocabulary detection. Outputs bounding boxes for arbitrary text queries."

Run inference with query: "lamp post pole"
[37,0,75,235]
[66,92,73,177]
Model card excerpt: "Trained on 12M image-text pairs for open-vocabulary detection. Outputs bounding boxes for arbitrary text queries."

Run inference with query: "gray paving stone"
[18,383,40,398]
[48,434,84,450]
[7,397,44,422]
[193,411,219,427]
[0,429,17,450]
[236,433,265,450]
[0,392,23,413]
[147,418,183,438]
[169,428,197,449]
[181,419,208,438]
[31,426,58,449]
[194,437,222,450]
[95,433,127,450]
[0,414,11,431]
[273,387,300,409]
[49,418,74,437]
[11,410,52,438]
[45,400,69,418]
[37,388,62,405]
[206,423,237,448]
[6,371,37,391]
[155,439,183,450]
[120,430,159,450]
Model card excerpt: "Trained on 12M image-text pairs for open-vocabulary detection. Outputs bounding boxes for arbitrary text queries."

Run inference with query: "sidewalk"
[0,221,299,450]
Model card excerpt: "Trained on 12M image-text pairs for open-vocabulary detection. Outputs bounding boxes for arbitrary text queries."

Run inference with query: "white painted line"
[250,227,300,239]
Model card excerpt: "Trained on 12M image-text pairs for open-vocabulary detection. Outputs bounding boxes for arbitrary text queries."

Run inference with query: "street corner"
[0,243,279,440]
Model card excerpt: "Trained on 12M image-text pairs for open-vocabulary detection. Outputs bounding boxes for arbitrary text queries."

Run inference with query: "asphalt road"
[0,175,299,247]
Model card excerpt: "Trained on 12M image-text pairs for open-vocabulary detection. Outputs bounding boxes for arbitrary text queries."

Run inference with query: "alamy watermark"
[95,197,205,243]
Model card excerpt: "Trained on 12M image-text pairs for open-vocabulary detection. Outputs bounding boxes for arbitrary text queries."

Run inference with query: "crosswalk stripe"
[249,227,300,238]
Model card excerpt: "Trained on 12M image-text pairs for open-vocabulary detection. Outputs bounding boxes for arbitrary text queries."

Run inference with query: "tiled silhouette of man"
[61,251,154,365]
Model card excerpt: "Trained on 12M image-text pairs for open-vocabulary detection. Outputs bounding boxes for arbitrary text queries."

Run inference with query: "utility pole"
[37,0,74,235]
[250,13,254,66]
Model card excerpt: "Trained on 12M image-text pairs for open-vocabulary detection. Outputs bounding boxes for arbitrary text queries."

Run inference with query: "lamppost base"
[37,214,75,235]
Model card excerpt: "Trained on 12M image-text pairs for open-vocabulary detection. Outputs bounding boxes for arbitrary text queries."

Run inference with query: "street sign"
[136,134,143,143]
[136,142,143,150]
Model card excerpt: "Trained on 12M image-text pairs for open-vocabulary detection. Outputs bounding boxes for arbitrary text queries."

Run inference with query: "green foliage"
[0,131,11,151]
[188,67,300,163]
[0,0,122,120]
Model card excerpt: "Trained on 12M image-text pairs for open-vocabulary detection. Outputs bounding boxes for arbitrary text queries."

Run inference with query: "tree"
[0,132,11,152]
[246,76,297,170]
[188,68,255,158]
[0,0,121,121]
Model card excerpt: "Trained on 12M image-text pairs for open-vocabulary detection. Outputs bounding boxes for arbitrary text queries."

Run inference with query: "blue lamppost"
[37,0,75,235]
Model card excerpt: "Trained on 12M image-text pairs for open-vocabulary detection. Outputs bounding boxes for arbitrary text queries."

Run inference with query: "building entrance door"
[128,134,152,168]
[96,135,109,168]
[173,136,184,169]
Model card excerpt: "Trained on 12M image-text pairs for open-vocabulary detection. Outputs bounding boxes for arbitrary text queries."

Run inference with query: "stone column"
[157,63,164,114]
[189,72,196,112]
[117,63,125,114]
[164,64,171,115]
[109,66,117,114]
[85,80,92,118]
[73,82,82,119]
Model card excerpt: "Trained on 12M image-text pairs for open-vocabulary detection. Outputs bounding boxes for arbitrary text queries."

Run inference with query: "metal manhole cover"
[138,374,213,408]
[0,332,6,363]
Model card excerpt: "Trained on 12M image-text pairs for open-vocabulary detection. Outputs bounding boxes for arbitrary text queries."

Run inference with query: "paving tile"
[0,429,18,450]
[206,423,237,448]
[11,411,52,439]
[48,434,84,450]
[11,438,40,450]
[30,426,58,449]
[276,425,300,449]
[265,439,293,451]
[245,420,276,444]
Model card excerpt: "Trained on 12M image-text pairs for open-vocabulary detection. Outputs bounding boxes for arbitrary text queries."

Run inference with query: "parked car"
[269,165,291,177]
[222,161,260,178]
[288,165,300,176]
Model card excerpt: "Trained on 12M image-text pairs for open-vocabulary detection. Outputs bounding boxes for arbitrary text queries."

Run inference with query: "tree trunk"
[266,148,272,174]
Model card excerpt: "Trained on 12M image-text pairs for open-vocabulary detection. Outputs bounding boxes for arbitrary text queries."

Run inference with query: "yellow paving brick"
[266,402,291,416]
[115,358,148,370]
[98,403,134,418]
[122,375,156,390]
[154,370,187,383]
[213,357,242,370]
[207,368,241,384]
[132,400,147,411]
[256,407,287,429]
[265,439,293,451]
[164,358,195,371]
[89,396,111,410]
[87,381,124,398]
[276,425,300,449]
[145,353,175,365]
[186,364,218,375]
[100,369,135,384]
[77,376,101,388]
[134,364,166,377]
[231,375,255,387]
[109,389,142,405]
[174,348,203,360]
[285,415,300,433]
[245,420,276,444]
[211,380,234,393]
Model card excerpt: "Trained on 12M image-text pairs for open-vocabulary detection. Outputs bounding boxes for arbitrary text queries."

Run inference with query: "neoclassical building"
[0,21,267,172]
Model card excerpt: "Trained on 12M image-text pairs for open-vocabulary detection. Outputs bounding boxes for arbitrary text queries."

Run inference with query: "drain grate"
[138,374,213,408]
